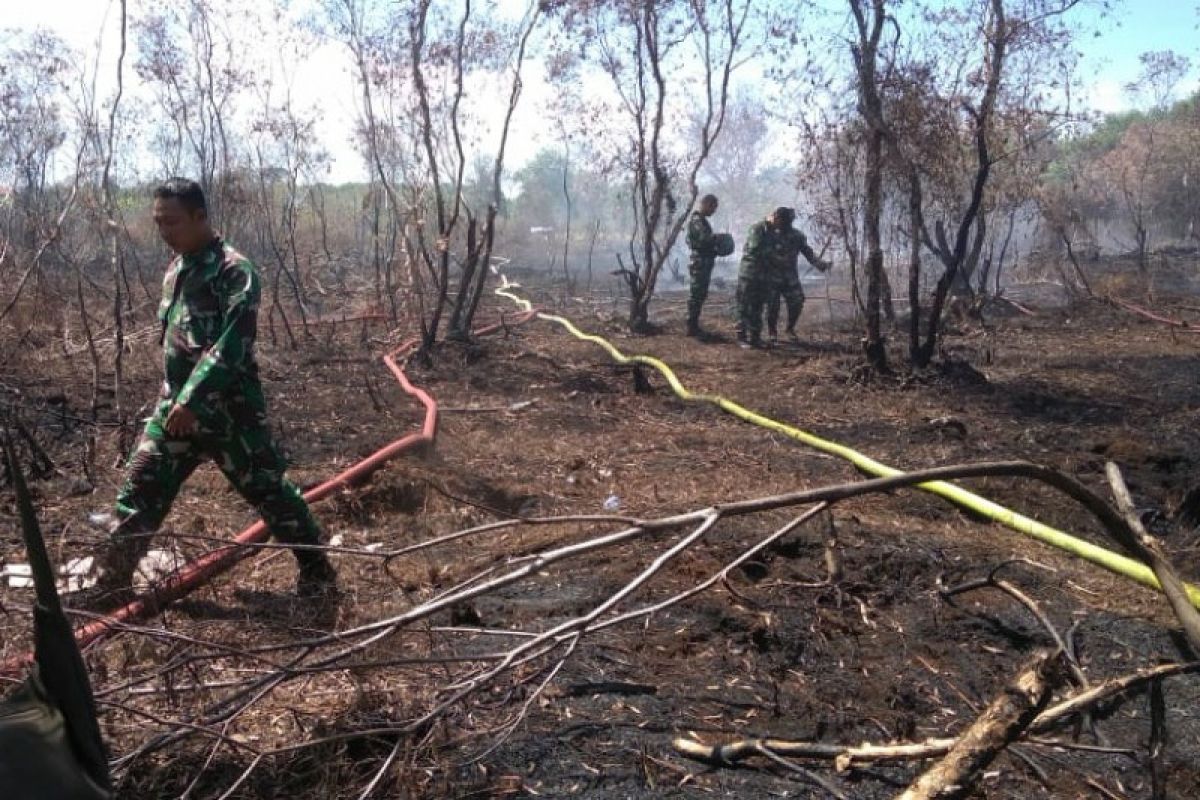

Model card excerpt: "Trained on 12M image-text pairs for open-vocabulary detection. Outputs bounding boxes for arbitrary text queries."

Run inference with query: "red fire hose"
[1109,296,1200,332]
[1,310,536,678]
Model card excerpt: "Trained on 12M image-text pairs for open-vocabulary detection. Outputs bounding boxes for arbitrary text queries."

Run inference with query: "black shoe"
[296,556,339,600]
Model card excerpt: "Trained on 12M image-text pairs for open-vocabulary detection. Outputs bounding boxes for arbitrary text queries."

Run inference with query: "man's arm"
[175,258,260,412]
[793,230,830,272]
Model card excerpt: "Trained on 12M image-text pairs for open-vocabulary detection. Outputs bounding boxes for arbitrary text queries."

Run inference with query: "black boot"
[739,334,764,350]
[296,553,339,600]
[786,304,803,339]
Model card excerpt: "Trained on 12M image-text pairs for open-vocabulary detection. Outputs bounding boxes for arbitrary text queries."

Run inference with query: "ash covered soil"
[3,279,1200,798]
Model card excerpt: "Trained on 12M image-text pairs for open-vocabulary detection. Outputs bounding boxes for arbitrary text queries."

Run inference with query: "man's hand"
[164,403,198,437]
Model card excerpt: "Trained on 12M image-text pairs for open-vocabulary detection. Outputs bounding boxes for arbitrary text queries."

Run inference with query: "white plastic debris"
[133,549,186,588]
[603,495,621,511]
[328,534,345,548]
[363,542,384,553]
[508,400,537,412]
[58,557,97,593]
[5,558,99,592]
[3,563,34,589]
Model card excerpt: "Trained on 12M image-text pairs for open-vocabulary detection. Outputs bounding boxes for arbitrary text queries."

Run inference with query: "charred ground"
[2,273,1200,798]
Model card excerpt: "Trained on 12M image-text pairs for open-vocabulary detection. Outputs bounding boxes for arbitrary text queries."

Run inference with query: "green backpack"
[1,437,111,799]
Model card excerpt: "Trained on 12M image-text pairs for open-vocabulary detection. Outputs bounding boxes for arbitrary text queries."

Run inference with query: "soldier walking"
[83,178,337,607]
[737,207,830,348]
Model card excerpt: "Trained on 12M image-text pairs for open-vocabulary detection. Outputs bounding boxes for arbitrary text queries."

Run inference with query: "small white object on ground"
[3,563,34,589]
[603,495,621,511]
[58,556,97,593]
[5,558,99,592]
[133,549,187,589]
[88,511,115,529]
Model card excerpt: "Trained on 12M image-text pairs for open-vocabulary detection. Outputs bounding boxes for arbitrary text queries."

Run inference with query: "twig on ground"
[939,560,1104,740]
[754,743,848,799]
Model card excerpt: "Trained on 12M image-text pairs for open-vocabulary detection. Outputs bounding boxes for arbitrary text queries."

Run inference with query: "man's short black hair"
[773,206,795,225]
[700,194,719,206]
[153,178,207,213]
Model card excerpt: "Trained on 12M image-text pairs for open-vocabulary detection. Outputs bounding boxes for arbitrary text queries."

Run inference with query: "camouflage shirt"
[686,211,715,262]
[739,220,822,277]
[158,237,263,418]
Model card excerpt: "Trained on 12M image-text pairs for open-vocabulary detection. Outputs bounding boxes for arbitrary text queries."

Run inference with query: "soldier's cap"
[773,206,795,223]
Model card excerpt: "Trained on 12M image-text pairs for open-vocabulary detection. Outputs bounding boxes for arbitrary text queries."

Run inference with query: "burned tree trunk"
[911,0,1006,368]
[850,0,889,370]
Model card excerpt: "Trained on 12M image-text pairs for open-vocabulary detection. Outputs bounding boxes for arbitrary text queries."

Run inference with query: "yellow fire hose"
[496,281,1200,609]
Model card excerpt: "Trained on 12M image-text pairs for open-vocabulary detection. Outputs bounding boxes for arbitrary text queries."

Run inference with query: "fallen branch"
[673,661,1200,770]
[897,650,1064,800]
[1105,462,1200,653]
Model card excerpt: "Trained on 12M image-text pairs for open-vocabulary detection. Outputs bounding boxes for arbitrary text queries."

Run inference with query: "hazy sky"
[5,0,1198,183]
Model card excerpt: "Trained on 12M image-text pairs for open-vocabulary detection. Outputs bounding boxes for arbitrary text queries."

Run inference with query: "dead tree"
[134,0,251,230]
[546,0,752,332]
[333,0,541,355]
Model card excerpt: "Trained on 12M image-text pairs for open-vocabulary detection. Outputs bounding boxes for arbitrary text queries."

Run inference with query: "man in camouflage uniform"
[86,178,336,606]
[685,194,720,338]
[738,207,830,348]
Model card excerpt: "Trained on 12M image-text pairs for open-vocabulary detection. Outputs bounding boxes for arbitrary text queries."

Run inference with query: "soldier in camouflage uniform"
[685,194,720,337]
[86,178,336,607]
[737,207,830,348]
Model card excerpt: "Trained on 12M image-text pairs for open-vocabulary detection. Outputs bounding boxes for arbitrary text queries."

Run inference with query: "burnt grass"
[3,273,1200,798]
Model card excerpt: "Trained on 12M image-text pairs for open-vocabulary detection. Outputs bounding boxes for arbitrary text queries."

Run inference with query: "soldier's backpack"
[0,436,111,800]
[713,233,735,257]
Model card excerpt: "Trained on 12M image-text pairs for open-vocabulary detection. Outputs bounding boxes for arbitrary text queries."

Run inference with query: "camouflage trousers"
[687,257,716,326]
[739,269,804,341]
[765,268,805,337]
[737,273,766,341]
[101,398,324,583]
